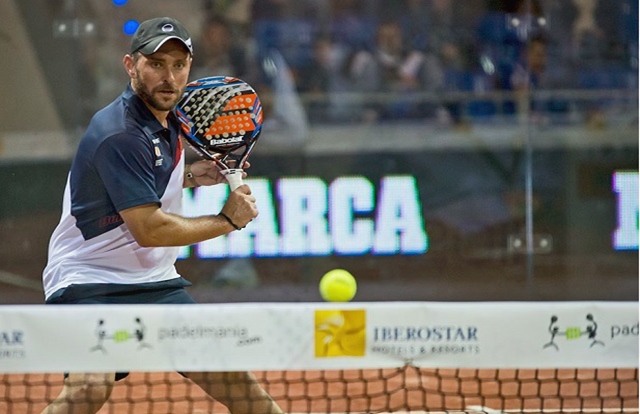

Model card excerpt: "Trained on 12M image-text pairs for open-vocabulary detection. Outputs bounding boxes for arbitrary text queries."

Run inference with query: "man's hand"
[186,160,250,187]
[219,185,258,230]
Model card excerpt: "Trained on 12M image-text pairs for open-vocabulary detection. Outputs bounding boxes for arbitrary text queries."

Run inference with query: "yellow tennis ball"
[319,269,357,302]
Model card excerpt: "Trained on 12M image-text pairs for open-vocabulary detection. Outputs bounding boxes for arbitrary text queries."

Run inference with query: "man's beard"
[133,73,182,112]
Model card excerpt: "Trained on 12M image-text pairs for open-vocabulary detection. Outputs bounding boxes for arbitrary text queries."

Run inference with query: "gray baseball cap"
[130,17,193,55]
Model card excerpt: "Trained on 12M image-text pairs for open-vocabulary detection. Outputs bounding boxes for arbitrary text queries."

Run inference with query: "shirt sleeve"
[93,131,161,212]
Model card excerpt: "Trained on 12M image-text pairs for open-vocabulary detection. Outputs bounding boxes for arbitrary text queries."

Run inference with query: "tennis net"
[1,301,637,413]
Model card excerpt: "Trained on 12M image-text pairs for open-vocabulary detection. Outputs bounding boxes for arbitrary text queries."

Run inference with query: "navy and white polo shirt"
[43,85,186,300]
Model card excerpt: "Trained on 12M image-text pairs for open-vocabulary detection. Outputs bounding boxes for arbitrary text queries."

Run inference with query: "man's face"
[377,22,403,55]
[129,40,192,112]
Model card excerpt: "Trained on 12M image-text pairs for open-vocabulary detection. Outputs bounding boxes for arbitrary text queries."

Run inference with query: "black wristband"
[219,212,241,230]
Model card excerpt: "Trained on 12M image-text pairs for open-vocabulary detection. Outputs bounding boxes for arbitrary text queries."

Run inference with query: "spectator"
[426,0,481,73]
[378,0,430,52]
[202,0,254,29]
[298,36,334,95]
[510,36,548,91]
[499,34,572,123]
[190,15,249,80]
[476,0,549,117]
[571,0,604,63]
[507,34,548,118]
[325,0,377,53]
[296,36,337,121]
[296,35,369,123]
[424,0,485,126]
[349,19,444,121]
[476,0,547,84]
[251,0,320,87]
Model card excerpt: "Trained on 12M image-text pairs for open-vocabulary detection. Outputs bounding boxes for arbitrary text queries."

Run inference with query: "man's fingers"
[234,184,252,195]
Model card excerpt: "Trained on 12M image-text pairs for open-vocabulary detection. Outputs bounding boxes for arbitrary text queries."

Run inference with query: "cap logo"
[161,24,174,32]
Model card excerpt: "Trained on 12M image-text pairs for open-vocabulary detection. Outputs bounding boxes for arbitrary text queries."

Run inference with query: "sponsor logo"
[0,330,25,359]
[98,214,123,228]
[373,326,478,341]
[543,314,605,351]
[158,325,261,347]
[611,323,639,339]
[315,310,366,357]
[370,325,480,358]
[210,136,244,145]
[182,175,428,258]
[90,318,152,354]
[154,145,163,166]
[152,138,163,166]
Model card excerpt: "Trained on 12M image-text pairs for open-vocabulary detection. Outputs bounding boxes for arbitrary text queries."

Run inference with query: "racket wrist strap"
[219,212,241,231]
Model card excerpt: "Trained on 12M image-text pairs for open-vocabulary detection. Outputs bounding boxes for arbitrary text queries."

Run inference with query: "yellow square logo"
[315,309,366,357]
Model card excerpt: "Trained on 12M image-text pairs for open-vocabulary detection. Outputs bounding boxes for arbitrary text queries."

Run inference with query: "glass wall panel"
[0,0,636,304]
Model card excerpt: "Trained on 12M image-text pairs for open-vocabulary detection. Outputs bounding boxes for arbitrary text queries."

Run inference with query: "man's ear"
[123,54,136,78]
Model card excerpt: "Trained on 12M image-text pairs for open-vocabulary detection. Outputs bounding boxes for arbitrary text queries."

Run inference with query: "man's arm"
[120,185,257,247]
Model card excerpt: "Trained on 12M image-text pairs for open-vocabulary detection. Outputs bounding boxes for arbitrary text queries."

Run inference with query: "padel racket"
[176,76,263,190]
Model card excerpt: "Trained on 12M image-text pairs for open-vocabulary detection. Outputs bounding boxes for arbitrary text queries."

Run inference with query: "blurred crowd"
[50,0,639,127]
[194,0,638,126]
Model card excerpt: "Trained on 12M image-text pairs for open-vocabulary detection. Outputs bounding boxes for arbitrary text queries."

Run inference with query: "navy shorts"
[46,278,195,381]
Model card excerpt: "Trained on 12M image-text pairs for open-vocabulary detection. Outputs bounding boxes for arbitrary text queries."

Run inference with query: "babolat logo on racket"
[89,318,152,353]
[210,136,245,146]
[542,314,605,351]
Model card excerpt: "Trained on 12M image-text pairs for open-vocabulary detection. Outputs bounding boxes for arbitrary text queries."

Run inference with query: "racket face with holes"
[176,76,263,164]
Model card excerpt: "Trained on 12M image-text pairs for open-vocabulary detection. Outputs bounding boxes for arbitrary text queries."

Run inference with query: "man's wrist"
[219,212,241,230]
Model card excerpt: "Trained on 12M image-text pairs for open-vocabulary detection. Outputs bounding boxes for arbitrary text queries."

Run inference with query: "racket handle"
[221,169,244,191]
